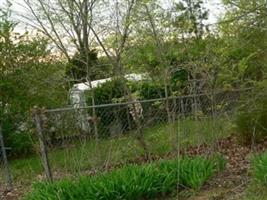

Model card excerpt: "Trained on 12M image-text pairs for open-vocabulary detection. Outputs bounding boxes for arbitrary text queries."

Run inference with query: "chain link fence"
[31,89,249,182]
[0,125,13,192]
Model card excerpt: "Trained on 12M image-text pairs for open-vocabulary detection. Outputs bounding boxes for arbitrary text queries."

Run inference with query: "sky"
[160,0,225,24]
[206,0,225,24]
[0,0,225,32]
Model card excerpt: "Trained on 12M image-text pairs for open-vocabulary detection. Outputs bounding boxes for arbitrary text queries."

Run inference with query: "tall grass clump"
[251,151,267,185]
[241,151,267,200]
[25,155,225,200]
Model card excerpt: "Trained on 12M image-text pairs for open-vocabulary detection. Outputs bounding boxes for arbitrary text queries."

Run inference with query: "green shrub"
[251,151,267,185]
[244,151,267,200]
[85,78,169,137]
[1,110,35,156]
[86,78,166,104]
[235,86,267,144]
[1,61,68,156]
[25,155,224,200]
[137,81,166,100]
[85,78,134,136]
[6,132,34,156]
[91,78,126,105]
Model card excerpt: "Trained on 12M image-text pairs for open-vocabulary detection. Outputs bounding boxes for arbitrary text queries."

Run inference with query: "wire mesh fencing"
[32,89,250,182]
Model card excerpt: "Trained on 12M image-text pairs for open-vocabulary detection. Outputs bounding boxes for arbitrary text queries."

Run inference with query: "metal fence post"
[0,125,13,191]
[33,108,53,182]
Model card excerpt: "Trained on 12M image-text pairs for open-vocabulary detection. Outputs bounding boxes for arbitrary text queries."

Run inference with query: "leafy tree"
[66,50,98,83]
[0,5,68,155]
[220,0,267,86]
[172,0,209,39]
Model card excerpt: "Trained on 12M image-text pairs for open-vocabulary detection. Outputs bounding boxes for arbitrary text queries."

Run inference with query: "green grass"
[251,151,267,185]
[25,155,225,200]
[241,151,267,200]
[239,151,267,200]
[3,117,230,188]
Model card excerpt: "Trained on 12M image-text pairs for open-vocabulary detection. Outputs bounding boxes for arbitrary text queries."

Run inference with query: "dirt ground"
[178,135,267,200]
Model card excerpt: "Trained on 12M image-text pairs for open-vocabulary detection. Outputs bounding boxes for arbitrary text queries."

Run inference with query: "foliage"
[223,0,267,144]
[66,50,102,83]
[230,154,267,200]
[137,81,166,99]
[84,78,129,136]
[172,0,209,39]
[1,0,266,160]
[0,8,68,155]
[235,84,267,144]
[220,0,267,85]
[251,151,267,185]
[9,117,229,186]
[85,78,181,136]
[89,78,127,105]
[25,155,224,200]
[85,78,161,136]
[87,77,184,105]
[1,62,67,155]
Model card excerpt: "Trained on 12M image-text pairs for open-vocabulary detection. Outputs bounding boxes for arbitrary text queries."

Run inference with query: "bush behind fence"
[44,89,246,143]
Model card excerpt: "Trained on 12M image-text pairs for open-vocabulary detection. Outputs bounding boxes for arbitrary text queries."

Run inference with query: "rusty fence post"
[32,107,53,182]
[0,125,13,191]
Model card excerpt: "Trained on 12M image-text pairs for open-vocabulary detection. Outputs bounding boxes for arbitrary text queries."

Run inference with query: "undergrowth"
[242,151,267,200]
[236,85,267,144]
[25,155,225,200]
[251,151,267,185]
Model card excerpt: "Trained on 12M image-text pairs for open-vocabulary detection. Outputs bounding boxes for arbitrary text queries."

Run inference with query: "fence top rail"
[45,88,253,113]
